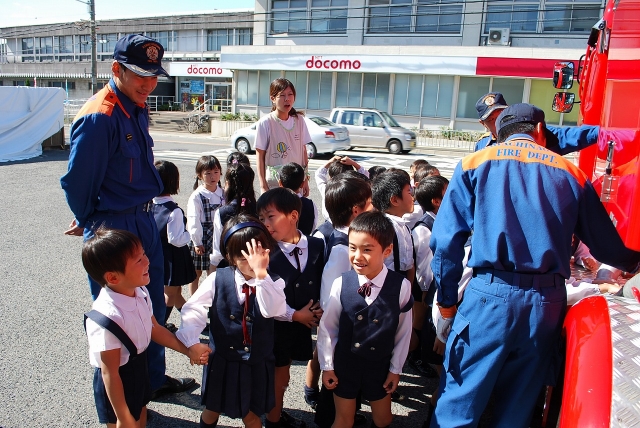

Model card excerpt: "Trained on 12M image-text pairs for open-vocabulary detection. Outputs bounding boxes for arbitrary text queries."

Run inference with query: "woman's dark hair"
[349,211,395,250]
[227,151,251,168]
[193,155,222,190]
[82,226,142,286]
[224,162,257,216]
[220,213,276,265]
[270,78,303,117]
[154,160,180,195]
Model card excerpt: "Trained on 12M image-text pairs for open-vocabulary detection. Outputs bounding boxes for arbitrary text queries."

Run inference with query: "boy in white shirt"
[83,227,209,427]
[318,211,413,428]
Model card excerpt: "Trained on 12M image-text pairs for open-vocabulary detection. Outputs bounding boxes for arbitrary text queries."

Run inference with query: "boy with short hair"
[317,211,413,428]
[83,227,209,428]
[257,187,325,428]
[278,162,318,236]
[372,168,433,379]
[315,155,369,225]
[311,172,373,424]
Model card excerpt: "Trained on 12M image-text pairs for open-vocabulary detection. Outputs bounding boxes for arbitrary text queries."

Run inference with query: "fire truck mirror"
[553,62,575,89]
[552,92,575,113]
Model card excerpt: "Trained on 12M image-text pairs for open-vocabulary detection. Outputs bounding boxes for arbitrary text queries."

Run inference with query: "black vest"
[313,220,335,243]
[326,229,348,260]
[336,269,412,362]
[269,236,324,309]
[209,267,274,363]
[298,197,315,236]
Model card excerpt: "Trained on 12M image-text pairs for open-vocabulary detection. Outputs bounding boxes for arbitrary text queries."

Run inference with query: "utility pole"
[89,0,97,94]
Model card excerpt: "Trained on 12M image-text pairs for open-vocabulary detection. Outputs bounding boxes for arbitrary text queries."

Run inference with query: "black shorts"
[333,344,390,402]
[273,320,313,367]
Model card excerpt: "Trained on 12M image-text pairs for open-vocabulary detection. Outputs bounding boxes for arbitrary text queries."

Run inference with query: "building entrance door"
[205,82,232,113]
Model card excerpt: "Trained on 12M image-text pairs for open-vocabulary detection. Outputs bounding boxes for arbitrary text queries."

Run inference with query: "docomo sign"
[305,56,361,70]
[168,62,232,78]
[187,65,223,75]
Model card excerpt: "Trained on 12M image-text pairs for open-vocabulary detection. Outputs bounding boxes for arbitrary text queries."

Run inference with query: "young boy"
[404,163,440,229]
[82,227,209,428]
[257,188,325,428]
[371,168,432,379]
[312,172,373,427]
[317,211,413,428]
[278,162,318,236]
[315,155,369,227]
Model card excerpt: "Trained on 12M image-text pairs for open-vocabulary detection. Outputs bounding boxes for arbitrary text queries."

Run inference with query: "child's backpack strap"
[84,310,139,357]
[392,233,401,272]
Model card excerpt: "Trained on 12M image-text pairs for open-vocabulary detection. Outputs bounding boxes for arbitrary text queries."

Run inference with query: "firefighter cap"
[476,92,508,121]
[113,34,169,77]
[495,103,546,136]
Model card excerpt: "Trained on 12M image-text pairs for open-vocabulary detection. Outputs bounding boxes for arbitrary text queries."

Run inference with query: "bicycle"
[187,113,210,134]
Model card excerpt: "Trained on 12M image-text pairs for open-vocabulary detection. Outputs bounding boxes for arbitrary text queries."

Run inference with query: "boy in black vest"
[278,162,318,236]
[257,187,325,428]
[317,211,413,428]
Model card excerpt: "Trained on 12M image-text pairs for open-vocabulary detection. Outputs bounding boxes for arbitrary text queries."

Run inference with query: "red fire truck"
[551,0,640,426]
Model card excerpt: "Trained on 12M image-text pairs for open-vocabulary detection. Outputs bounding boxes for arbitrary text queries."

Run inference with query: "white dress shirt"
[187,185,224,246]
[403,202,424,230]
[317,265,413,374]
[152,196,191,247]
[86,286,153,368]
[320,226,351,309]
[412,211,436,292]
[209,208,226,266]
[384,214,414,272]
[176,268,287,349]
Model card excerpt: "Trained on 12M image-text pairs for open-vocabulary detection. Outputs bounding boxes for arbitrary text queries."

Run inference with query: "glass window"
[485,2,538,33]
[97,34,117,54]
[416,0,463,33]
[259,71,282,107]
[544,3,601,33]
[237,70,259,105]
[375,74,390,110]
[22,38,34,54]
[339,110,362,126]
[236,28,253,45]
[149,31,176,51]
[491,78,524,105]
[336,73,363,107]
[306,72,332,110]
[435,76,454,117]
[368,0,411,33]
[457,77,490,119]
[285,71,308,108]
[207,29,230,51]
[422,75,439,117]
[311,8,348,32]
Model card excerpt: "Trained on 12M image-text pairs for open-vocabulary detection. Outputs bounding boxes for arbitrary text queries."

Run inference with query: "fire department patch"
[484,95,496,106]
[146,45,159,62]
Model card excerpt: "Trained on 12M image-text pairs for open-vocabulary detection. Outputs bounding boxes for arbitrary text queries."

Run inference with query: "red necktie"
[241,283,254,345]
[357,282,373,298]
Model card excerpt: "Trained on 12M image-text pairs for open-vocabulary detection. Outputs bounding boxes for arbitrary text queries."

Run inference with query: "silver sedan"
[230,115,351,158]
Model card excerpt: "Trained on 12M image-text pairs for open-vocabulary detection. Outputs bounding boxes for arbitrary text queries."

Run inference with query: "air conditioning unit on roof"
[487,28,511,46]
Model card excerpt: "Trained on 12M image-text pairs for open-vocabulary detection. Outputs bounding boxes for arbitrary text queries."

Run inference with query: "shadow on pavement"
[0,148,69,166]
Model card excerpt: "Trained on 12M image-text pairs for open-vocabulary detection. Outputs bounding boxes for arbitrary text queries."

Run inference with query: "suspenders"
[84,310,139,358]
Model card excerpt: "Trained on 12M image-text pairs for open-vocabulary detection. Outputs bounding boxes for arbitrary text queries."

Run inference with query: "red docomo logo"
[305,56,361,70]
[187,65,223,75]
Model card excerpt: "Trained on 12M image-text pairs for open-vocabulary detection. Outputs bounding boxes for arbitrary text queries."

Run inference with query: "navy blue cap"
[476,92,508,120]
[495,103,546,136]
[113,34,169,77]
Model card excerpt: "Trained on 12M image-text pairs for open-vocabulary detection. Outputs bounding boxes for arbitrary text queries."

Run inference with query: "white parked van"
[330,107,416,154]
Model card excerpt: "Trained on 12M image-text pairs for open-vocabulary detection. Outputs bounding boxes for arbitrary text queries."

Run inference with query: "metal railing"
[63,99,88,124]
[148,95,176,112]
[415,129,486,152]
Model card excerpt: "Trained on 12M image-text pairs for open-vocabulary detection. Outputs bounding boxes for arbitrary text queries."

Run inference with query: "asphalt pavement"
[0,132,463,427]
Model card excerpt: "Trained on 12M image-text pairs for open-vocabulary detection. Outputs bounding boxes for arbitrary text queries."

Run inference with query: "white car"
[230,115,350,158]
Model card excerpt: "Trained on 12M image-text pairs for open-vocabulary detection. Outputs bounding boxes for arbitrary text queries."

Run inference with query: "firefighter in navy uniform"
[61,34,195,399]
[473,92,600,154]
[429,103,640,428]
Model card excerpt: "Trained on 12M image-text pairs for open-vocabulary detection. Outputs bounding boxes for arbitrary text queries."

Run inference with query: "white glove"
[436,316,454,343]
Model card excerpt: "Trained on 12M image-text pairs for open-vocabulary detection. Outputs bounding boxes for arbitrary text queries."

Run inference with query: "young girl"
[210,162,257,269]
[255,78,312,195]
[187,155,224,295]
[176,214,287,428]
[227,151,251,168]
[151,160,197,331]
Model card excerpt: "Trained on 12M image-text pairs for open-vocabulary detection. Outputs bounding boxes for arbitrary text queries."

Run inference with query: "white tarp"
[0,87,65,162]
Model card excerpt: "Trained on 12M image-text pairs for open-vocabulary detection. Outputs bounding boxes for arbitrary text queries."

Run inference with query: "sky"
[0,0,256,29]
